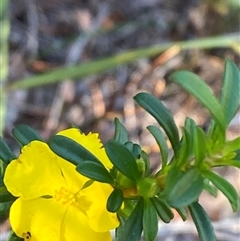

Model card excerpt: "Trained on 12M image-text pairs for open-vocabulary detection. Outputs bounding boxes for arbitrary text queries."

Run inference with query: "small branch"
[0,0,10,135]
[5,33,239,91]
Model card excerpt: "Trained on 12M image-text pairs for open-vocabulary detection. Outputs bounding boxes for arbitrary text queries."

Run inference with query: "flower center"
[54,187,91,212]
[54,187,77,206]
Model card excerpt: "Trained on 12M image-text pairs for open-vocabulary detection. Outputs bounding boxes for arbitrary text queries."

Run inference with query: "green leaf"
[12,124,43,146]
[0,186,16,202]
[76,161,113,184]
[7,231,24,241]
[134,93,180,156]
[208,60,240,147]
[235,149,240,161]
[107,189,123,212]
[0,161,6,186]
[210,159,240,168]
[116,198,143,241]
[188,202,216,241]
[207,124,225,154]
[175,207,187,221]
[202,170,240,211]
[203,180,218,197]
[105,140,140,181]
[147,125,168,168]
[183,117,195,149]
[220,60,240,126]
[143,199,158,241]
[81,179,94,190]
[150,197,174,223]
[118,199,136,219]
[194,126,206,166]
[0,200,13,219]
[5,34,239,91]
[48,135,101,166]
[0,137,16,164]
[165,168,204,208]
[224,137,240,153]
[114,118,129,144]
[140,150,151,176]
[176,127,192,167]
[124,142,142,159]
[170,71,226,131]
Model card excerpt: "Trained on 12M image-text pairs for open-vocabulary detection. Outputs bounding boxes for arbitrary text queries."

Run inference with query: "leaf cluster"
[0,60,239,241]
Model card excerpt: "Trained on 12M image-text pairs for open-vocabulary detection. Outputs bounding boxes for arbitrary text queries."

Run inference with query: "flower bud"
[116,171,135,189]
[137,177,159,198]
[136,158,146,177]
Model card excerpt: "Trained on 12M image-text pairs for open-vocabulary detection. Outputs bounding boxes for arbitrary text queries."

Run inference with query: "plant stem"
[0,0,10,135]
[5,33,239,91]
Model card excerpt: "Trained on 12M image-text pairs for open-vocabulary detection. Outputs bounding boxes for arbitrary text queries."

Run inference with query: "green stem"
[5,33,239,91]
[0,0,10,135]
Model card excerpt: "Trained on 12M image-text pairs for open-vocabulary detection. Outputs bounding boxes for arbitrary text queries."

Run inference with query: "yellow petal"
[84,182,120,232]
[10,197,65,241]
[4,141,65,199]
[57,156,89,194]
[57,128,112,169]
[62,205,113,241]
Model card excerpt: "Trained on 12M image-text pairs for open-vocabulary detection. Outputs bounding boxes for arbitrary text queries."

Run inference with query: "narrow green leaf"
[5,34,240,91]
[7,231,24,241]
[0,161,6,186]
[183,118,207,165]
[203,180,218,197]
[207,60,240,146]
[150,197,174,223]
[0,137,16,164]
[210,159,240,168]
[165,168,204,208]
[224,137,240,153]
[134,93,180,156]
[202,170,240,211]
[147,125,168,168]
[0,186,16,202]
[116,199,143,241]
[105,140,140,181]
[194,126,207,166]
[143,199,158,241]
[124,142,142,159]
[0,200,13,219]
[76,161,113,184]
[176,207,187,221]
[118,199,136,219]
[176,127,192,167]
[183,118,195,155]
[220,60,240,125]
[188,202,216,241]
[12,124,43,146]
[107,189,123,212]
[81,179,94,190]
[207,123,225,153]
[235,149,240,161]
[141,150,151,176]
[48,135,101,166]
[170,71,226,131]
[114,118,129,144]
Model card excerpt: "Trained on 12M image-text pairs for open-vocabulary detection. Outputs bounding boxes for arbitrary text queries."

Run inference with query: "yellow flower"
[4,128,119,241]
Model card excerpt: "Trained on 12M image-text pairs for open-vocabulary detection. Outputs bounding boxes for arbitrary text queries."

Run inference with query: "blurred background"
[1,0,240,240]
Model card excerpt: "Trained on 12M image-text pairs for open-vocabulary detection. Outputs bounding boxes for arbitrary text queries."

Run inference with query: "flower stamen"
[54,187,77,206]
